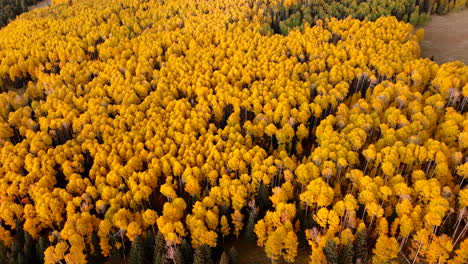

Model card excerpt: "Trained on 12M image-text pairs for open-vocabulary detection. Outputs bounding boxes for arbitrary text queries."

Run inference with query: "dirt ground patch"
[420,9,468,65]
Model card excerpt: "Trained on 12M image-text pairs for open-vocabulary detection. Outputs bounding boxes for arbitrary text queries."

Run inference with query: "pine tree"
[194,244,212,264]
[154,231,166,264]
[144,230,155,263]
[23,231,35,264]
[129,236,145,264]
[0,241,8,264]
[180,239,193,264]
[10,240,20,264]
[228,246,240,264]
[17,254,25,264]
[15,219,24,249]
[10,220,24,264]
[174,246,184,264]
[35,236,48,264]
[354,225,368,264]
[220,205,230,217]
[339,243,354,264]
[18,0,27,12]
[256,184,271,213]
[323,239,338,264]
[245,210,257,242]
[219,251,229,264]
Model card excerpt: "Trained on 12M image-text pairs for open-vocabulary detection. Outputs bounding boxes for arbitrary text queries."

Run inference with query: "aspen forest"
[0,0,467,264]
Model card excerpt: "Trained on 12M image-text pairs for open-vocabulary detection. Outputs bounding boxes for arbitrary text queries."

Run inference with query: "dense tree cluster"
[262,0,468,34]
[0,0,22,28]
[0,0,39,28]
[0,0,467,264]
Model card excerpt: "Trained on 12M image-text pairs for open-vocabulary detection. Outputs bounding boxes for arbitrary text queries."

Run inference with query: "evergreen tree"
[228,246,239,264]
[194,244,212,264]
[256,184,271,213]
[323,239,338,264]
[180,239,193,264]
[219,251,229,264]
[9,220,24,264]
[154,231,167,264]
[339,243,354,264]
[354,226,368,264]
[19,0,27,12]
[129,236,145,264]
[144,230,155,263]
[23,231,35,264]
[10,241,20,264]
[17,254,25,264]
[15,219,24,248]
[244,210,257,242]
[35,236,49,264]
[219,205,230,217]
[0,241,8,264]
[174,246,184,264]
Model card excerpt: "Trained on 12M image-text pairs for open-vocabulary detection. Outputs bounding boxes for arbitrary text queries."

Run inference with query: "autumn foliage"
[0,0,467,264]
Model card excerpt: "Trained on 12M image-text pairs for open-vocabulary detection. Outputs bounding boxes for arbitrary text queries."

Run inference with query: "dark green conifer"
[354,226,368,264]
[129,236,145,264]
[173,246,184,264]
[180,239,193,264]
[194,244,212,264]
[228,246,239,264]
[144,230,155,263]
[256,183,271,213]
[23,231,35,264]
[35,236,48,264]
[339,243,354,264]
[323,239,338,264]
[154,231,166,264]
[0,240,8,264]
[244,209,257,242]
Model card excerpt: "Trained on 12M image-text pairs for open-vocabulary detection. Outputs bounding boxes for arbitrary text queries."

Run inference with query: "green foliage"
[23,232,35,264]
[264,0,467,35]
[144,230,155,263]
[228,246,240,264]
[259,24,273,36]
[154,231,167,264]
[339,243,354,264]
[409,7,421,26]
[194,244,213,264]
[129,236,145,264]
[279,12,302,35]
[35,236,49,264]
[354,227,368,264]
[323,239,338,264]
[244,209,257,243]
[256,183,271,214]
[180,239,193,264]
[174,247,185,264]
[10,240,20,264]
[0,241,8,264]
[0,0,21,27]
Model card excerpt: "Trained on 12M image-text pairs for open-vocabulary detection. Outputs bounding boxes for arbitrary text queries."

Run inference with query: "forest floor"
[223,235,311,264]
[28,0,52,11]
[420,9,468,65]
